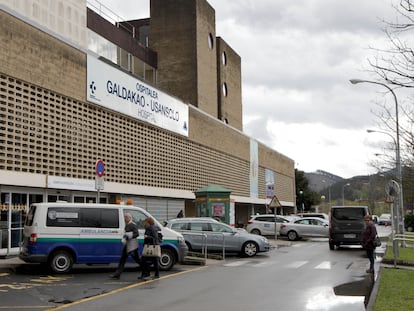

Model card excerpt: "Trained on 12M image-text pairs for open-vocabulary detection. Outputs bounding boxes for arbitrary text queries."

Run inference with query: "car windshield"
[295,219,324,225]
[332,209,365,220]
[211,223,233,233]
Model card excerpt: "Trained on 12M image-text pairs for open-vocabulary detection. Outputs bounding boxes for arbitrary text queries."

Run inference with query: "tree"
[366,0,414,209]
[368,1,414,85]
[367,0,414,165]
[295,169,321,212]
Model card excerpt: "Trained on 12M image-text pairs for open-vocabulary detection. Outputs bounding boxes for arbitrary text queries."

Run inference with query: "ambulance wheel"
[159,248,175,271]
[49,250,74,274]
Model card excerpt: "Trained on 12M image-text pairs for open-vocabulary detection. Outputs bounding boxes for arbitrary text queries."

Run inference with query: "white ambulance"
[20,203,188,273]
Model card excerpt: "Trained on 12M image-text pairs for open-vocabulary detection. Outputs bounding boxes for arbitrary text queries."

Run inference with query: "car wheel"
[49,250,73,274]
[287,230,298,241]
[329,241,335,250]
[159,248,175,271]
[241,241,258,257]
[185,241,192,251]
[251,229,261,235]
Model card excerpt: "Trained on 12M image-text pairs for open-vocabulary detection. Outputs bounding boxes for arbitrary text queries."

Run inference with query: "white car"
[280,217,329,241]
[296,212,329,220]
[246,214,298,236]
[378,213,392,226]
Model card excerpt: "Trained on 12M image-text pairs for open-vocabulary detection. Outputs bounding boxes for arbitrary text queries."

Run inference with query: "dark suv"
[329,206,369,250]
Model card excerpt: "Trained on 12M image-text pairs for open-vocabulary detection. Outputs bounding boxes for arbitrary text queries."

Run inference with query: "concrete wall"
[149,0,218,117]
[217,37,242,131]
[0,9,86,101]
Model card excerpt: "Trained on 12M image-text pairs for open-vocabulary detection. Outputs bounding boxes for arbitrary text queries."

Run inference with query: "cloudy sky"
[95,0,400,178]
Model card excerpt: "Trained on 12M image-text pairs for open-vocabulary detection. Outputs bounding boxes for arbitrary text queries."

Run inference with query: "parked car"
[19,203,188,273]
[165,217,271,257]
[296,212,329,220]
[328,205,369,250]
[378,213,392,226]
[246,214,297,236]
[279,217,329,241]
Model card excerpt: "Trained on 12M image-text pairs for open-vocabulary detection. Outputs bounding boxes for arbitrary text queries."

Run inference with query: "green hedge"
[404,214,414,230]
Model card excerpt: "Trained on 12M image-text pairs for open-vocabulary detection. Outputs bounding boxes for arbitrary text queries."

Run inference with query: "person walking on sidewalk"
[361,214,377,274]
[110,212,141,279]
[139,217,160,280]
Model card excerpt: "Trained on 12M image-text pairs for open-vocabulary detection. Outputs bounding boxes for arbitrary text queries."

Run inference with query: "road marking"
[251,261,275,267]
[314,261,333,269]
[286,261,307,268]
[0,283,33,290]
[46,266,209,311]
[0,306,52,309]
[30,275,72,284]
[223,260,250,267]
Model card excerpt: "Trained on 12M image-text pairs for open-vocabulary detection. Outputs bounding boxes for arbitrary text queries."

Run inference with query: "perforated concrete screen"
[0,74,256,197]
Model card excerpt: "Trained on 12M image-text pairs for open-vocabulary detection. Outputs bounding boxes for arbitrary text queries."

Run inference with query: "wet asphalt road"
[0,225,390,311]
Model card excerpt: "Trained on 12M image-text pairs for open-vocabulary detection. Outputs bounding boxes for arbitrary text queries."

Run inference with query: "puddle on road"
[304,286,366,311]
[304,274,374,311]
[334,273,374,307]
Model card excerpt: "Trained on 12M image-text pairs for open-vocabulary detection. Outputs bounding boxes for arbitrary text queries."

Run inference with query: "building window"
[222,51,227,65]
[208,33,214,50]
[222,83,228,97]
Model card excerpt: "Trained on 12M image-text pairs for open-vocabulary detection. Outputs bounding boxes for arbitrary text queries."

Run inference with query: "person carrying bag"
[140,217,160,280]
[110,213,141,279]
[361,214,378,274]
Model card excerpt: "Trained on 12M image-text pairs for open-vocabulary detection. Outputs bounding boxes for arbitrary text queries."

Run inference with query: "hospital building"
[0,0,296,256]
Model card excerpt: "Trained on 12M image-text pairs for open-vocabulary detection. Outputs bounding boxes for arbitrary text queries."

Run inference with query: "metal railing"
[87,0,139,38]
[392,232,414,267]
[181,232,226,261]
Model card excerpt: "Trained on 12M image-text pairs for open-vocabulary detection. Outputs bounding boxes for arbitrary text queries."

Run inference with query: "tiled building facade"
[0,0,295,256]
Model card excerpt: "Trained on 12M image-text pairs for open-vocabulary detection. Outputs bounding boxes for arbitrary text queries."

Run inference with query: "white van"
[19,203,188,273]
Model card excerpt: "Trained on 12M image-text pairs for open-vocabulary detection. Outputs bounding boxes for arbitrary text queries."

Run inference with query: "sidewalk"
[0,255,24,272]
[268,237,292,248]
[0,255,24,265]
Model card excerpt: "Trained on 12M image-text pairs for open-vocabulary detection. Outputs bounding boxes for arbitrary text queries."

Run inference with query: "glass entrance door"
[0,192,43,257]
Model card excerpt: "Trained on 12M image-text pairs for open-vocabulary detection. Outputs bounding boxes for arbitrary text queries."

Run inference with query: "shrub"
[404,214,414,231]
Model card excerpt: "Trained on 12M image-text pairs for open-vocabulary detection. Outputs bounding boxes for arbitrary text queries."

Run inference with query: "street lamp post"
[367,128,400,236]
[322,179,331,208]
[342,183,350,205]
[350,79,405,240]
[299,190,304,213]
[322,180,331,209]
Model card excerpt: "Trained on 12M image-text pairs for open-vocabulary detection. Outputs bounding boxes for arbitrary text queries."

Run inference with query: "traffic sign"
[95,177,104,190]
[385,180,399,197]
[95,160,105,177]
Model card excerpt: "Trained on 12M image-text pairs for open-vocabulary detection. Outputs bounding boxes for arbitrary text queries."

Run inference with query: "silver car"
[165,217,271,257]
[246,214,298,236]
[279,217,329,241]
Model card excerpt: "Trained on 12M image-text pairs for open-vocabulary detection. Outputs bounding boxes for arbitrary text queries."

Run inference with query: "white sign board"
[48,176,95,191]
[95,177,104,191]
[87,55,189,137]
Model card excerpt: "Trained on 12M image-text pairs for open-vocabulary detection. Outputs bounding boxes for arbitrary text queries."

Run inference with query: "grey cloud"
[210,0,391,34]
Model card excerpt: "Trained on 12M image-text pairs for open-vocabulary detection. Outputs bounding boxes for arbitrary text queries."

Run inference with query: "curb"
[366,266,382,311]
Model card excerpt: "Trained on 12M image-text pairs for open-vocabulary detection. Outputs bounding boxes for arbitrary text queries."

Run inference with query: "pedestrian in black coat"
[361,214,377,273]
[110,213,141,279]
[139,217,160,280]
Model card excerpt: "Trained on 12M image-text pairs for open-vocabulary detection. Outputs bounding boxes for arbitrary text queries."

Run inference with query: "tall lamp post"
[367,128,400,236]
[322,180,331,209]
[299,190,304,213]
[342,183,350,205]
[350,79,404,240]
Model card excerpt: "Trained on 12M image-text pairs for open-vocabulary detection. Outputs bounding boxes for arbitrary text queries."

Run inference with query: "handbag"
[142,244,161,257]
[373,235,381,247]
